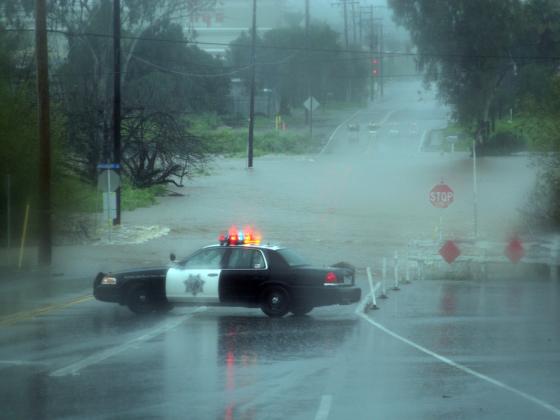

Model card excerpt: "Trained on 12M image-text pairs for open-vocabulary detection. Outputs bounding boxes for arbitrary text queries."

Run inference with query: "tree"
[121,111,208,188]
[227,23,369,114]
[389,0,524,145]
[48,0,227,185]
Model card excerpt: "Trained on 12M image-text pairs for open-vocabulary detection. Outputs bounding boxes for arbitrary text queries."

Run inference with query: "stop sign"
[430,183,454,208]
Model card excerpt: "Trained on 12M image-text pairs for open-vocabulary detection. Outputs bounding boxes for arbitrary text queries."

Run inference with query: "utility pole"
[113,0,122,225]
[351,1,357,45]
[306,0,313,141]
[331,0,359,101]
[379,22,384,98]
[247,0,257,168]
[36,0,51,266]
[373,6,385,98]
[331,0,350,48]
[362,5,374,100]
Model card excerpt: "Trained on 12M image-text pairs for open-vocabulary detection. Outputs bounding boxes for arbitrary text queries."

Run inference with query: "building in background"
[187,0,292,58]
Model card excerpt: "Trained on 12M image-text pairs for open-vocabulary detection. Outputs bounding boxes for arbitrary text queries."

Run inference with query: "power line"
[131,55,253,78]
[3,27,560,62]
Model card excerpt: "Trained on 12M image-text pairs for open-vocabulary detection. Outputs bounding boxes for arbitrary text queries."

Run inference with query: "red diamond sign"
[505,238,524,263]
[440,240,461,264]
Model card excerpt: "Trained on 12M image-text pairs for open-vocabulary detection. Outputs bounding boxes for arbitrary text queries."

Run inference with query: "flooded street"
[1,80,558,420]
[125,79,536,267]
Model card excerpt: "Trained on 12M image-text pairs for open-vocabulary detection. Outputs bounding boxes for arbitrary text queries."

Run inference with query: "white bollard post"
[418,260,425,280]
[393,251,400,291]
[551,236,560,281]
[405,255,411,284]
[366,266,379,310]
[380,257,388,298]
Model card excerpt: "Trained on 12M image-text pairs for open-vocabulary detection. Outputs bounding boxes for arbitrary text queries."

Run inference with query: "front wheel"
[291,304,313,316]
[126,284,156,314]
[260,286,291,318]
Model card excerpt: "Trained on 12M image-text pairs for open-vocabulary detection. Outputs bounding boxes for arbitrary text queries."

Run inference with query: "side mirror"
[169,253,176,262]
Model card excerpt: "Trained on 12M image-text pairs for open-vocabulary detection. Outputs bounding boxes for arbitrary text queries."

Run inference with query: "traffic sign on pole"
[505,237,524,263]
[97,169,121,192]
[97,163,120,170]
[440,240,460,264]
[430,182,454,208]
[303,96,320,112]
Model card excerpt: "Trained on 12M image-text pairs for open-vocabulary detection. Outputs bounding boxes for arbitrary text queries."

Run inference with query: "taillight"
[325,271,337,283]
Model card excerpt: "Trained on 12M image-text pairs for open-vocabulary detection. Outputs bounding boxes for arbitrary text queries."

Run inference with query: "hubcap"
[271,295,280,306]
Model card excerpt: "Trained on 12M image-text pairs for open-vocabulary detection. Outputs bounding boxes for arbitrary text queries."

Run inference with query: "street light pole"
[473,139,479,238]
[247,0,257,168]
[306,0,313,141]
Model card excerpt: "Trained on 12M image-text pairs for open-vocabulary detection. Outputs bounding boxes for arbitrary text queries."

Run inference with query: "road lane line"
[49,307,207,377]
[0,295,94,327]
[418,129,428,152]
[320,108,398,156]
[314,395,332,420]
[358,312,560,417]
[0,360,48,367]
[319,110,362,155]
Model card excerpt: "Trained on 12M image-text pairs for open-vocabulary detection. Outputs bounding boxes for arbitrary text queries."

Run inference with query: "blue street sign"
[97,163,120,169]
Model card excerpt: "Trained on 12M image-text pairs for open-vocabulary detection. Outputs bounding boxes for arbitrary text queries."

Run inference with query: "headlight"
[101,276,117,285]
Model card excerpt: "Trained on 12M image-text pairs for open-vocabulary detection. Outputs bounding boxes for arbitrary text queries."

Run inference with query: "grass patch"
[53,175,165,214]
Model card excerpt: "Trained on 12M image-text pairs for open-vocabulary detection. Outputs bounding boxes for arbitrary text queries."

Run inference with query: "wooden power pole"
[113,0,122,225]
[36,0,52,266]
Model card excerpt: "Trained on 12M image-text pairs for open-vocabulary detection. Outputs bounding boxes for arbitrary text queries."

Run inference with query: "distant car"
[347,123,360,132]
[368,122,380,134]
[93,227,361,317]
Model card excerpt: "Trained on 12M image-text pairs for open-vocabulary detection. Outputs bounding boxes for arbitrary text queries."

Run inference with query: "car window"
[226,248,266,269]
[182,248,226,269]
[276,248,307,267]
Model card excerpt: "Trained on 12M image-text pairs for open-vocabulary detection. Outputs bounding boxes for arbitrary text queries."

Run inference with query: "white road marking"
[320,109,362,155]
[0,360,47,366]
[49,307,206,377]
[314,394,332,420]
[320,108,398,155]
[418,129,428,152]
[357,311,560,417]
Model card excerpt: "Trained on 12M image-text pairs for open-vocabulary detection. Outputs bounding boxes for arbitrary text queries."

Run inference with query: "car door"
[165,247,227,304]
[219,248,269,305]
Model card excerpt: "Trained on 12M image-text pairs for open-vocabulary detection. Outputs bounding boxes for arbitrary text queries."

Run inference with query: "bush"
[478,130,526,156]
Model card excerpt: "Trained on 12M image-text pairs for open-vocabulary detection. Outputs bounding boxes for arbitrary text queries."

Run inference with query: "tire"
[126,284,156,314]
[260,286,291,318]
[291,304,313,316]
[155,302,174,313]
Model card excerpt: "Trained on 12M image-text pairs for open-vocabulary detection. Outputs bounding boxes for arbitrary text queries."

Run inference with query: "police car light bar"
[219,225,261,246]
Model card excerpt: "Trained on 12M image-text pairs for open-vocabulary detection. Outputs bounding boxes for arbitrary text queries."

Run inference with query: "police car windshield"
[277,248,308,267]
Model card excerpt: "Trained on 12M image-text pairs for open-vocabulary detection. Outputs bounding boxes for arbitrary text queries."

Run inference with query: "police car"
[93,227,361,317]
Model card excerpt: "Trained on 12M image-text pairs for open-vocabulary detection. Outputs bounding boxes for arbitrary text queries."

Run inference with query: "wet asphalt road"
[1,80,559,419]
[2,276,559,419]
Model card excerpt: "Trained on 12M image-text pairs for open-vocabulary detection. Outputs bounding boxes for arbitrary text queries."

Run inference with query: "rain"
[0,1,559,419]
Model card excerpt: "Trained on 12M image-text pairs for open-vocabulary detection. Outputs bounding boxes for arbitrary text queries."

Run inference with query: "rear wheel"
[126,284,156,314]
[260,286,290,318]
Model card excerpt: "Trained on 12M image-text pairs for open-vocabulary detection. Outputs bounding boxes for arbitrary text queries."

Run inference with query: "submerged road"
[1,80,557,419]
